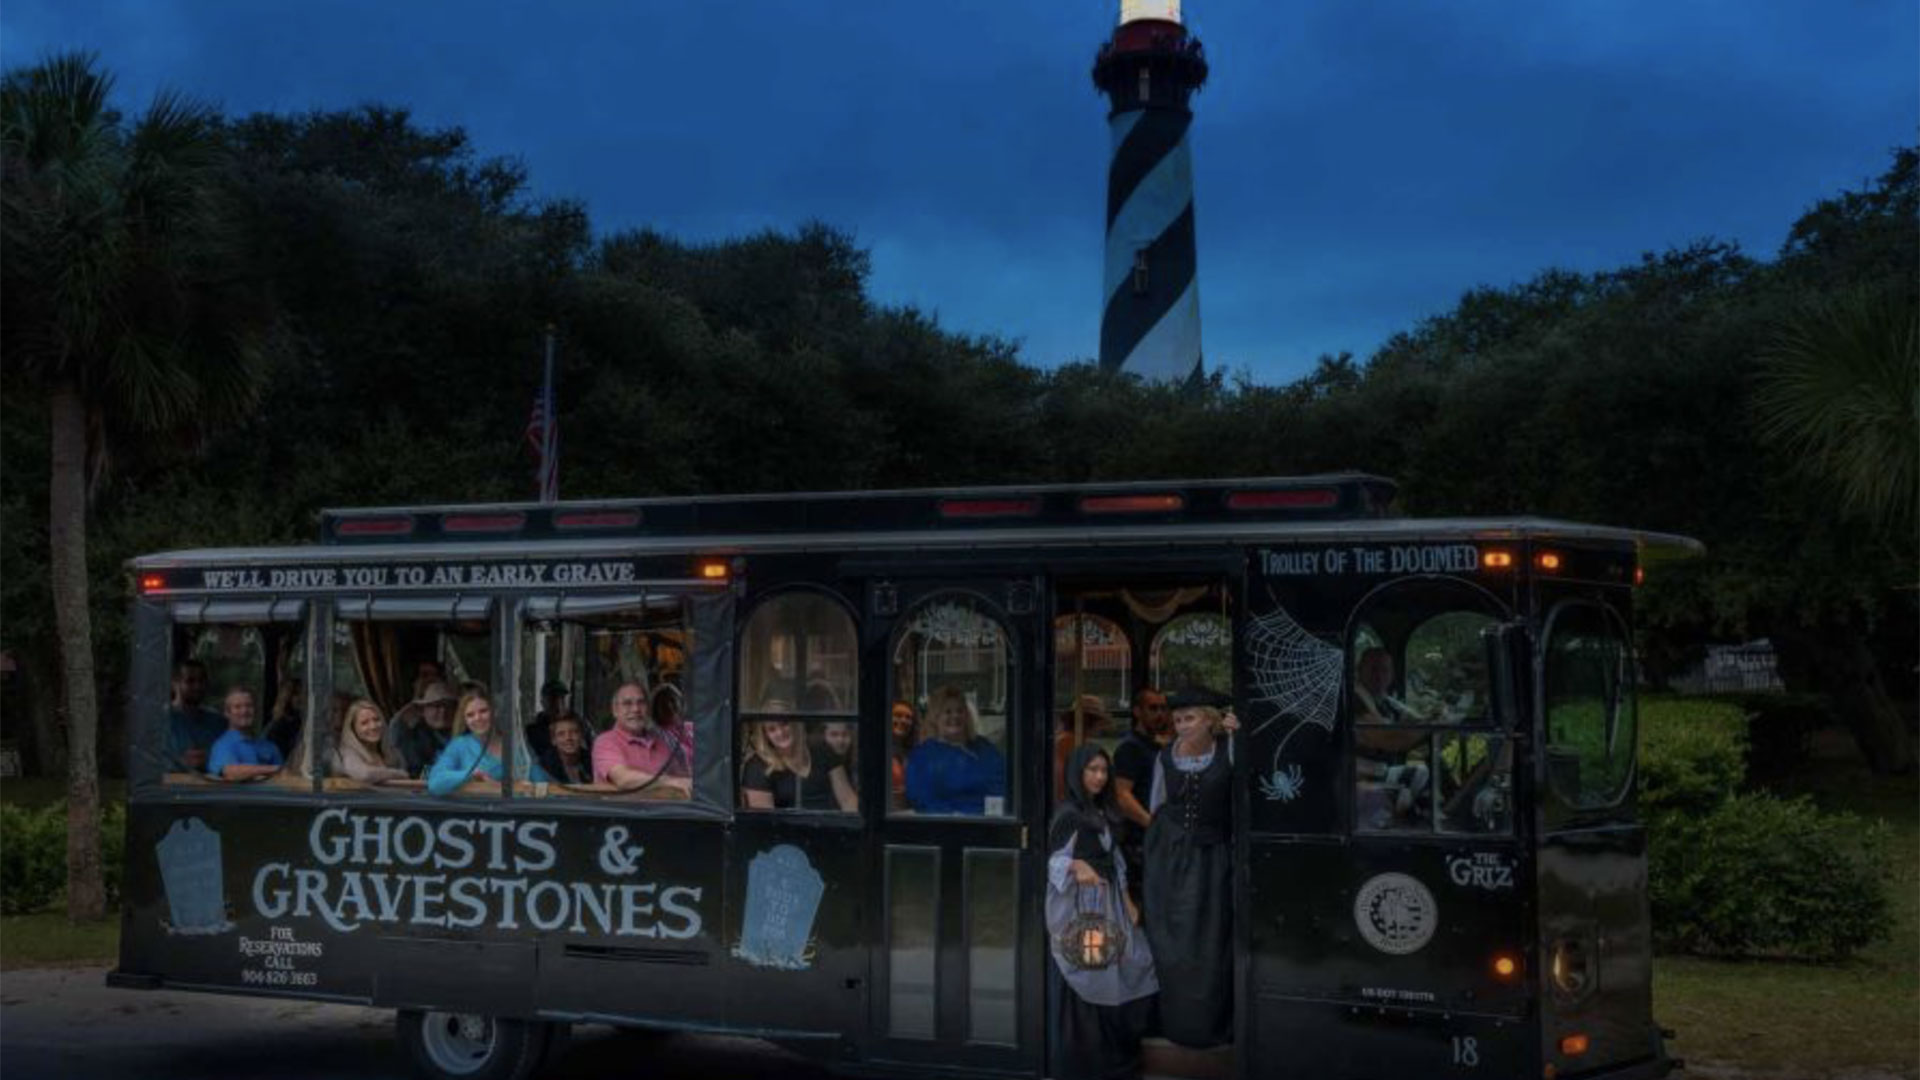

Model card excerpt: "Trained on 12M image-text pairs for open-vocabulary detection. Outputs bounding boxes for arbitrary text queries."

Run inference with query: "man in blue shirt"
[165,660,228,771]
[207,688,284,781]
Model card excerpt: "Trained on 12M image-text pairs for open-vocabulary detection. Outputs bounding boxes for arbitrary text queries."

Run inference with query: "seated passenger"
[822,721,858,795]
[1353,649,1431,828]
[591,682,692,796]
[392,681,458,777]
[740,710,856,812]
[538,713,593,785]
[651,683,696,763]
[524,679,571,759]
[331,699,410,784]
[206,688,284,781]
[427,691,548,795]
[905,686,1007,815]
[1052,694,1111,802]
[263,677,304,759]
[888,700,920,811]
[165,659,227,772]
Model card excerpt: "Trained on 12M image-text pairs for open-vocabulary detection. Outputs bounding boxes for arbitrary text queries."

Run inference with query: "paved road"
[0,965,834,1080]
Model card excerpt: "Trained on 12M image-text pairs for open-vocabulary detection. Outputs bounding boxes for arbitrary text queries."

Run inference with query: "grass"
[0,912,120,970]
[0,776,126,970]
[1656,730,1920,1078]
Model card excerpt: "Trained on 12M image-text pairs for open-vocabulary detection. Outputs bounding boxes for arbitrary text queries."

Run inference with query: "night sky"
[5,0,1913,383]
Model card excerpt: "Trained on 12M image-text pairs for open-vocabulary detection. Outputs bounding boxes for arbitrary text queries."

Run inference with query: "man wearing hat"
[525,679,571,759]
[393,681,459,777]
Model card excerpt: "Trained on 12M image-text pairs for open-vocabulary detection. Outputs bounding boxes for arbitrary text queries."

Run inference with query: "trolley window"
[890,594,1014,819]
[142,610,307,793]
[736,591,859,814]
[328,600,497,797]
[1542,601,1638,813]
[522,592,712,805]
[1350,579,1513,836]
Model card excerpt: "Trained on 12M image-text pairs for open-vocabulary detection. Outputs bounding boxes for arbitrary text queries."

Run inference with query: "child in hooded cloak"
[1047,743,1158,1080]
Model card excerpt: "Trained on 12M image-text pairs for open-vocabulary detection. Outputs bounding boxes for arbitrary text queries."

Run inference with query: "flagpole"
[541,324,557,504]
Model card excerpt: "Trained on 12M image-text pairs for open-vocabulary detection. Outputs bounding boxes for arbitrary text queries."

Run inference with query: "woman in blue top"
[427,691,549,796]
[904,686,1007,815]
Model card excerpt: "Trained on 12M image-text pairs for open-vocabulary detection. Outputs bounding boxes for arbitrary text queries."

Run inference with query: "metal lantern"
[1055,885,1127,972]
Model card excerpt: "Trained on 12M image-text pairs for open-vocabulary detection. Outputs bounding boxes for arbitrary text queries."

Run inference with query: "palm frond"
[1755,287,1920,532]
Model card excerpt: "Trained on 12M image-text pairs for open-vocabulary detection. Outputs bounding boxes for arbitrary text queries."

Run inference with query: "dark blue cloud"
[4,0,1912,382]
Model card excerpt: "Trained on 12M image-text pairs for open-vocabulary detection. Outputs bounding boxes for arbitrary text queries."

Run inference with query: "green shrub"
[0,800,128,915]
[0,803,64,915]
[1640,696,1748,820]
[1649,792,1892,961]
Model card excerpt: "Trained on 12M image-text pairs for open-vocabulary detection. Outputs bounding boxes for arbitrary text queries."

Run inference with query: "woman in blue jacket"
[428,691,549,796]
[904,686,1006,815]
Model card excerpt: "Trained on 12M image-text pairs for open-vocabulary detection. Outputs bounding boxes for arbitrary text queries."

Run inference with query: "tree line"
[2,54,1913,921]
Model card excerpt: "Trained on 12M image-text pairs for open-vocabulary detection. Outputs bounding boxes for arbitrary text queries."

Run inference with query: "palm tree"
[1755,287,1919,534]
[2,53,270,920]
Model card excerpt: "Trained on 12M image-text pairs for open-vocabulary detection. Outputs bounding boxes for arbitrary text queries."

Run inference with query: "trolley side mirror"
[1484,620,1530,734]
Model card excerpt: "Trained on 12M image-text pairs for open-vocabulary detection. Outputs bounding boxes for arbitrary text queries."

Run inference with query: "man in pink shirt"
[592,681,693,796]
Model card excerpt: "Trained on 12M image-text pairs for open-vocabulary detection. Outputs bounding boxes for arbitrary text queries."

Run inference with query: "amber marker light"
[1482,549,1515,569]
[1560,1033,1590,1057]
[697,560,730,581]
[1492,953,1520,979]
[1536,551,1563,572]
[1079,493,1184,514]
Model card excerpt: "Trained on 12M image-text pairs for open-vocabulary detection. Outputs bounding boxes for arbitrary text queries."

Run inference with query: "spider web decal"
[1245,601,1344,802]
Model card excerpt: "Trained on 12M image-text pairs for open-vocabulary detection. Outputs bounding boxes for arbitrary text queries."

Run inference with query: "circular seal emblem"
[1353,872,1438,955]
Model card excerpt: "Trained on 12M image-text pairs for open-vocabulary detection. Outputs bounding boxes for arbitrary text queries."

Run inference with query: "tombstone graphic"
[734,844,825,970]
[156,817,231,935]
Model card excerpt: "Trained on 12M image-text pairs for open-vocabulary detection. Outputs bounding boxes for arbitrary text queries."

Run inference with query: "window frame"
[1344,578,1514,838]
[1539,598,1639,816]
[735,586,862,818]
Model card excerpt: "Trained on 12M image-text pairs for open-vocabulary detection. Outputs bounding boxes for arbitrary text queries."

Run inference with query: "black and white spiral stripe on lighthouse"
[1093,1,1209,382]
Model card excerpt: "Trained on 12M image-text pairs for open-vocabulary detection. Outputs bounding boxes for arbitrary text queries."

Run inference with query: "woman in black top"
[741,716,856,812]
[1142,689,1239,1048]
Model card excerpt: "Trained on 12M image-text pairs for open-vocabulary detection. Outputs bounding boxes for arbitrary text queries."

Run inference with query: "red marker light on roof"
[939,498,1041,519]
[334,516,415,537]
[1226,489,1338,510]
[138,574,167,593]
[1079,494,1184,514]
[442,512,526,533]
[555,510,641,529]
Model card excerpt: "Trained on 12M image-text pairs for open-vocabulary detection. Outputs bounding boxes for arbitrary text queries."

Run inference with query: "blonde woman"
[426,691,549,796]
[741,705,855,812]
[331,699,410,784]
[903,686,1006,815]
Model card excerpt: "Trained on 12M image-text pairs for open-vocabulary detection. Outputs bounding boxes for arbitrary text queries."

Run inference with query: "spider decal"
[1256,764,1306,802]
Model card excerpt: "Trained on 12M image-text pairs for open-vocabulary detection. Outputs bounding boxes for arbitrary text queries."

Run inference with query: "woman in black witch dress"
[1142,690,1238,1048]
[1047,743,1158,1080]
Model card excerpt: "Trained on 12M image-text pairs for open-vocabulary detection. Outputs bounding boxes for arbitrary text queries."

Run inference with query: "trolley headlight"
[1549,936,1596,1003]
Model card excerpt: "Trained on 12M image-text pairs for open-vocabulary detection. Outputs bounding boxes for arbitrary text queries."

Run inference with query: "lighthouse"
[1094,0,1208,381]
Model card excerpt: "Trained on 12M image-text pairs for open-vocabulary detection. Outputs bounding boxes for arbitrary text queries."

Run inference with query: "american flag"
[525,331,559,503]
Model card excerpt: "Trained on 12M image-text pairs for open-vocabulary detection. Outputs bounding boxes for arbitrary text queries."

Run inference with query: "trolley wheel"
[395,1008,551,1080]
